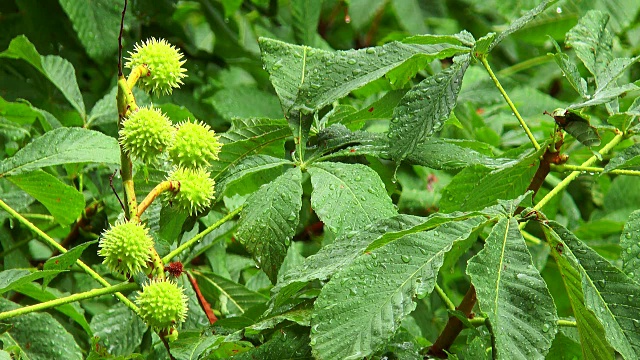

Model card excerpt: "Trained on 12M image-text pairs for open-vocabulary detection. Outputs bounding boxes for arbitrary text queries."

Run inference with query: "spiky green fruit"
[136,279,188,331]
[125,38,187,96]
[166,167,215,215]
[98,222,153,277]
[167,121,222,169]
[119,106,175,163]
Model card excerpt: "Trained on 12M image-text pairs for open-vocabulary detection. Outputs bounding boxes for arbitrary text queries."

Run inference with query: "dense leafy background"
[1,0,640,359]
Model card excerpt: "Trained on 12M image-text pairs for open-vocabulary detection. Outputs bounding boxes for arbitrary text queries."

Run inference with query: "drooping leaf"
[549,39,588,98]
[565,10,613,88]
[42,240,97,287]
[543,225,615,360]
[548,109,601,147]
[236,167,303,283]
[0,127,120,177]
[603,143,640,173]
[621,210,640,280]
[194,271,269,314]
[467,217,558,359]
[347,0,387,30]
[567,83,639,111]
[439,147,544,212]
[0,269,65,295]
[7,170,85,225]
[0,35,86,117]
[207,87,283,121]
[310,217,486,360]
[58,0,122,61]
[548,222,640,359]
[388,54,471,162]
[90,302,147,357]
[0,298,82,360]
[0,96,43,125]
[326,90,407,130]
[217,155,293,197]
[211,118,290,181]
[487,0,556,53]
[258,36,471,116]
[308,162,396,235]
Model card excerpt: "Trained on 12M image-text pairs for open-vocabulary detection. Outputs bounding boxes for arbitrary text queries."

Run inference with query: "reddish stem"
[429,285,478,358]
[186,272,217,324]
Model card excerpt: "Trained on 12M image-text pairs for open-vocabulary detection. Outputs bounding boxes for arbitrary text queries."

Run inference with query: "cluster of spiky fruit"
[97,38,228,337]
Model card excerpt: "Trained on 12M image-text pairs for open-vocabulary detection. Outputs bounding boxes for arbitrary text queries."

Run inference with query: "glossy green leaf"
[310,217,486,360]
[567,83,639,111]
[549,222,640,359]
[207,87,283,121]
[211,118,290,181]
[0,96,43,125]
[308,162,396,235]
[236,167,303,283]
[440,147,543,212]
[14,282,92,335]
[7,170,84,225]
[0,35,85,117]
[621,210,640,280]
[388,54,471,162]
[217,155,292,196]
[0,298,82,360]
[603,143,640,173]
[467,217,558,359]
[549,39,588,98]
[42,240,97,287]
[0,269,64,295]
[0,127,120,176]
[58,0,121,60]
[544,225,615,360]
[290,0,322,46]
[565,10,613,88]
[326,90,407,130]
[258,37,470,116]
[194,271,269,314]
[90,302,147,356]
[405,138,516,170]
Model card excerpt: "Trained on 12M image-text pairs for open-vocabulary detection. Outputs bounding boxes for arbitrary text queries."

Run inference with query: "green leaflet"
[194,271,269,315]
[308,162,396,235]
[603,144,640,173]
[0,127,120,177]
[0,36,85,117]
[58,0,121,61]
[0,298,83,360]
[7,170,85,225]
[548,222,640,359]
[388,54,471,162]
[236,167,303,283]
[311,216,485,360]
[544,225,615,360]
[621,210,640,280]
[89,302,147,357]
[467,217,558,359]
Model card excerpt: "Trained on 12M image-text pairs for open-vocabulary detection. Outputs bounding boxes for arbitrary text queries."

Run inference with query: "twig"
[117,0,127,77]
[137,180,180,218]
[429,285,477,358]
[433,284,456,311]
[186,272,217,324]
[552,164,640,176]
[110,169,125,212]
[480,56,540,151]
[526,130,566,199]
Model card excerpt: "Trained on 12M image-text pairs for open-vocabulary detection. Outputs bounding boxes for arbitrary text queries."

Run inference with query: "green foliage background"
[1,0,640,359]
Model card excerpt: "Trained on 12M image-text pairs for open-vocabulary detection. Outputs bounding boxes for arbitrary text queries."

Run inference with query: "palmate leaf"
[194,271,269,315]
[566,10,613,88]
[543,225,615,360]
[290,0,322,46]
[307,162,396,235]
[467,217,558,359]
[310,216,486,360]
[42,240,97,287]
[549,39,588,99]
[487,0,557,53]
[258,36,471,116]
[405,138,517,170]
[548,222,640,359]
[388,54,471,162]
[236,167,303,283]
[230,326,312,360]
[89,302,147,357]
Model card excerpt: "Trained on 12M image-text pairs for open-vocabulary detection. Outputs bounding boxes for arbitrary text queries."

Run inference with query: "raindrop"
[401,255,411,263]
[366,48,376,55]
[542,323,551,333]
[347,58,357,65]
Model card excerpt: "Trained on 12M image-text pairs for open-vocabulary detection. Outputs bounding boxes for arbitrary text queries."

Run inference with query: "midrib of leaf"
[493,218,510,312]
[195,274,255,313]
